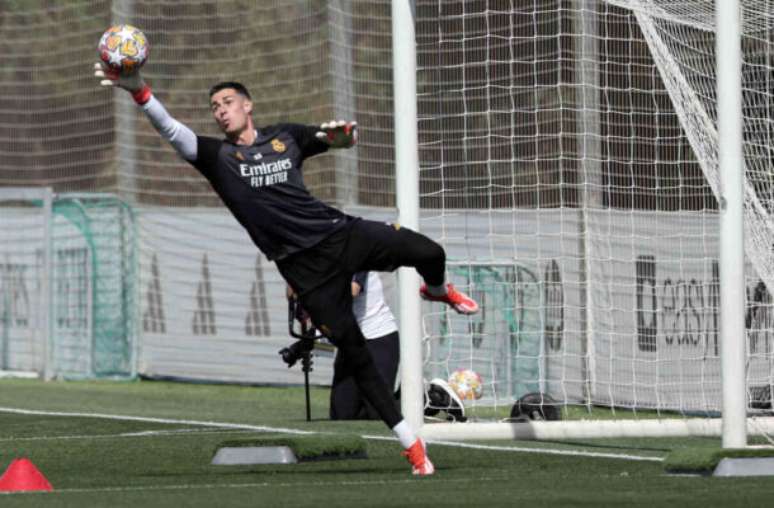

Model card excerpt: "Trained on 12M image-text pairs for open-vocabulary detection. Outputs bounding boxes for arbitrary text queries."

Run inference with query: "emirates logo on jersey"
[271,138,286,153]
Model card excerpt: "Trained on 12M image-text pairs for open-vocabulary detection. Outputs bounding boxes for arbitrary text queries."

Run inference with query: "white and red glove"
[93,62,152,105]
[315,120,357,148]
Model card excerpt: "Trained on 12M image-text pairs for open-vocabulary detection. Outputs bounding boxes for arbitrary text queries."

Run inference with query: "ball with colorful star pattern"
[97,24,149,74]
[447,368,484,401]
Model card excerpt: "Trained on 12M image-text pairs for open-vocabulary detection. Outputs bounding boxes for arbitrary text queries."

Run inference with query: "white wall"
[4,204,773,414]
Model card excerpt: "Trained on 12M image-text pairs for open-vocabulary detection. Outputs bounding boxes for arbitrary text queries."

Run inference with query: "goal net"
[413,0,774,439]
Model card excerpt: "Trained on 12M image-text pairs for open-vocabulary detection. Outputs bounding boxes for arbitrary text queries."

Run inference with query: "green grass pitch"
[1,379,774,507]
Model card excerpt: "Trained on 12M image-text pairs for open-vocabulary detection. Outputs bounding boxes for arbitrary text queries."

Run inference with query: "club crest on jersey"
[233,151,245,161]
[271,138,286,153]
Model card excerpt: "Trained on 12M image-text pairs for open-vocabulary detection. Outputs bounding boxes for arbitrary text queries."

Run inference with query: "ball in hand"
[97,24,149,74]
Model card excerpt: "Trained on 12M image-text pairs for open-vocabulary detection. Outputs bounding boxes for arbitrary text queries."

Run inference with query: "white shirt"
[353,272,398,340]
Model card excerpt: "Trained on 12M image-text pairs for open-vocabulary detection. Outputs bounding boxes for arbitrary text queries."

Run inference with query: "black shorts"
[276,217,445,297]
[276,219,353,295]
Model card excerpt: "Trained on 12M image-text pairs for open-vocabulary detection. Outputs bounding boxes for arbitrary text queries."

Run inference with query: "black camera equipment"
[281,294,323,421]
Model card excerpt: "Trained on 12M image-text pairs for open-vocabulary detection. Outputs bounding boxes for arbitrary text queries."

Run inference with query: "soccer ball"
[447,368,483,401]
[97,24,149,74]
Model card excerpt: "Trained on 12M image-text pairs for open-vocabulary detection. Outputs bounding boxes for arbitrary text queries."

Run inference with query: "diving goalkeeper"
[94,63,479,476]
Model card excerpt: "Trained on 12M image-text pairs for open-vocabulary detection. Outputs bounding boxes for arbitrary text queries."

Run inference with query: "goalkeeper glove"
[93,62,151,105]
[315,120,357,148]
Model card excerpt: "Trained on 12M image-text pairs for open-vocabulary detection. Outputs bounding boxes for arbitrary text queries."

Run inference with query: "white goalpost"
[392,0,425,431]
[392,0,774,444]
[715,0,747,449]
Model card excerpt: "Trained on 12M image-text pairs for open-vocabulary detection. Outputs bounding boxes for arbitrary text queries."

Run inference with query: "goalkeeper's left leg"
[299,274,434,475]
[344,219,479,314]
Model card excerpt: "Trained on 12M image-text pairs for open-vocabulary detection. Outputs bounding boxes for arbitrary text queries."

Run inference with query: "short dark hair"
[209,81,251,100]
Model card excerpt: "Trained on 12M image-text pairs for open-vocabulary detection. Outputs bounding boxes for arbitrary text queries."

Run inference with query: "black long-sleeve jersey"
[189,124,353,261]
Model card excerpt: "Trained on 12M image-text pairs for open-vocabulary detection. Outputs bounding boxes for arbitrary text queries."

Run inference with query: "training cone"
[0,458,53,492]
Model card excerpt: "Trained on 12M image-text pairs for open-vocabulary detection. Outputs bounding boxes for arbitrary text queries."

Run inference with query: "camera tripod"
[280,295,323,422]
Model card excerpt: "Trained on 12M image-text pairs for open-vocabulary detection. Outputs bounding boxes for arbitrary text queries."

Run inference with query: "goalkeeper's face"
[210,88,253,137]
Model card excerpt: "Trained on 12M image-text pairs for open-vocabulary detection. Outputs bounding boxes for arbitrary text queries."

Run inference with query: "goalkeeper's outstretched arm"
[93,63,197,161]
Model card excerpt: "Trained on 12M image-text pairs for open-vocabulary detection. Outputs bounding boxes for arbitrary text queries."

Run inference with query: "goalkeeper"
[94,64,479,476]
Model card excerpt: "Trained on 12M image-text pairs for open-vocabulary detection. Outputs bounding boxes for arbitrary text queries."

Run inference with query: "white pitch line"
[5,474,565,496]
[0,428,255,443]
[430,439,664,462]
[0,406,664,462]
[362,434,664,462]
[0,407,314,435]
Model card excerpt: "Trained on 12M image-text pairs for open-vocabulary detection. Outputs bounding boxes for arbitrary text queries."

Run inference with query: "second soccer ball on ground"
[447,368,484,401]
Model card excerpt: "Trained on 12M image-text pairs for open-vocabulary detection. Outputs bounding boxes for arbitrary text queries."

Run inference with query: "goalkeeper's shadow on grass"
[203,460,394,477]
[139,457,433,479]
[215,465,408,478]
[137,455,383,479]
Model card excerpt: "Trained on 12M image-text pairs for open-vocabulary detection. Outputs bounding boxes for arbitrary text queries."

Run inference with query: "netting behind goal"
[414,0,774,431]
[2,0,774,436]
